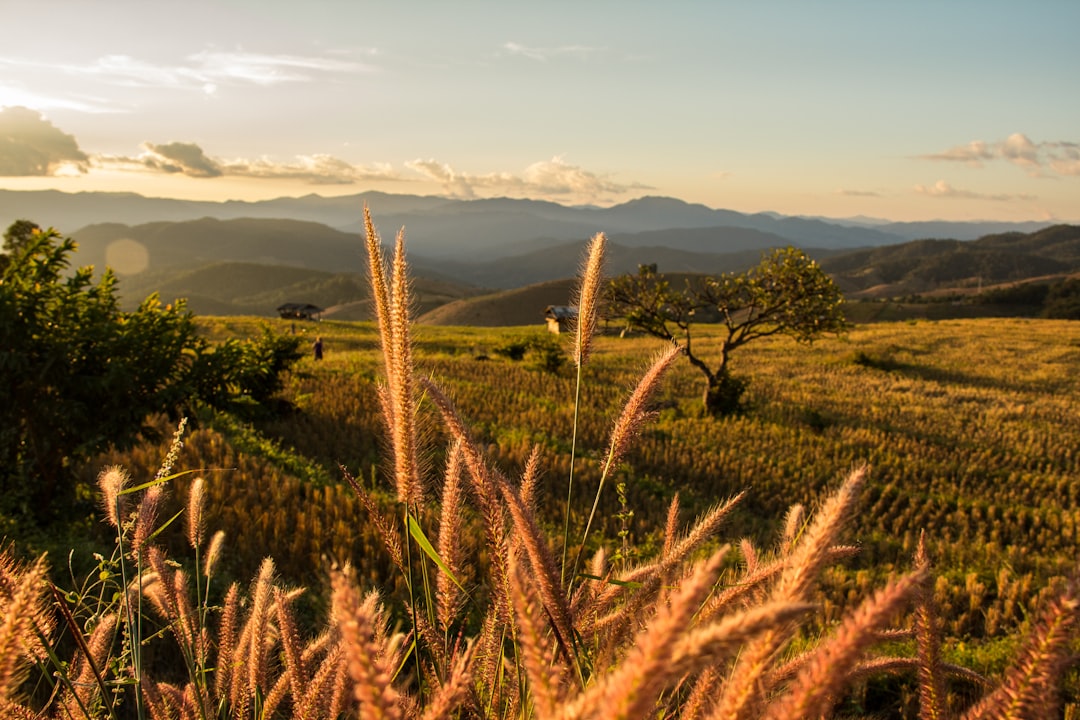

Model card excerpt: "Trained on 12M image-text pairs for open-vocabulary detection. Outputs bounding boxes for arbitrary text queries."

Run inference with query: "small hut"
[276,302,323,321]
[544,305,577,334]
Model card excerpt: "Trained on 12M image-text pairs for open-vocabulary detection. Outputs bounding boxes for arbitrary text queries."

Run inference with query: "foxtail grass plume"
[0,551,50,701]
[332,570,404,720]
[187,476,205,550]
[763,569,926,720]
[604,342,683,476]
[363,205,422,506]
[132,485,165,556]
[572,232,607,368]
[97,465,130,530]
[203,530,225,579]
[574,341,683,582]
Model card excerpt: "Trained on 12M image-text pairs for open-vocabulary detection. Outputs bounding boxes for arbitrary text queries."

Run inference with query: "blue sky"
[2,0,1078,221]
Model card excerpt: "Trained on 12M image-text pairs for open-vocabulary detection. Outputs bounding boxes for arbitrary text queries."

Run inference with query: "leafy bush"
[0,223,302,524]
[1042,278,1080,319]
[492,337,529,361]
[527,332,567,373]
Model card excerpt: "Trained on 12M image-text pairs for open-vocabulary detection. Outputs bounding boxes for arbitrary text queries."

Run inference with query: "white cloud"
[0,106,89,176]
[920,133,1079,178]
[920,140,994,166]
[405,156,649,201]
[187,50,375,86]
[0,85,116,114]
[1,49,376,97]
[836,188,881,197]
[1046,141,1080,176]
[224,154,399,185]
[501,42,602,62]
[913,179,1033,202]
[99,141,403,185]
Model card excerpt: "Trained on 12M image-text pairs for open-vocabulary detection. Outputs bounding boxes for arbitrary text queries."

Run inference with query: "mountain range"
[1,189,1055,257]
[2,189,1075,323]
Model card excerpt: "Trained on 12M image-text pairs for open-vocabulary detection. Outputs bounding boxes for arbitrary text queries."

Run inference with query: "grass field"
[83,314,1080,658]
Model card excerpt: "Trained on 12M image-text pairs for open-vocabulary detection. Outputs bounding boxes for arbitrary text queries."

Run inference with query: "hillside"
[50,212,1080,323]
[115,260,480,318]
[822,224,1080,297]
[71,217,364,274]
[416,278,578,327]
[432,237,783,289]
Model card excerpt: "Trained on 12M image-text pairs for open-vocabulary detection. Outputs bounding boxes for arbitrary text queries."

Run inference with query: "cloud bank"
[913,179,1034,202]
[99,142,400,185]
[921,133,1080,177]
[405,156,649,201]
[0,106,89,176]
[0,108,643,202]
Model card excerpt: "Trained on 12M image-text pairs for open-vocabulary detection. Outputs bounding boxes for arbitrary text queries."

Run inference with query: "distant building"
[544,305,577,334]
[277,303,323,321]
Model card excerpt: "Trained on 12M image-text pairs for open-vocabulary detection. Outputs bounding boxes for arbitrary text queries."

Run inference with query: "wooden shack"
[544,305,577,334]
[276,303,323,320]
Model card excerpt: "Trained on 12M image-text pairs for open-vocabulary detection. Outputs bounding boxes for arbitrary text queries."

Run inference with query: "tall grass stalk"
[562,232,606,587]
[572,341,682,589]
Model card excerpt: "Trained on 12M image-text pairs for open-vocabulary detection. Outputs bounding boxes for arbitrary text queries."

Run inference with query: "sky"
[2,0,1078,223]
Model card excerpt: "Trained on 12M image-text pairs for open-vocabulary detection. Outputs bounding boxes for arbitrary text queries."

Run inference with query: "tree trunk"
[702,369,747,416]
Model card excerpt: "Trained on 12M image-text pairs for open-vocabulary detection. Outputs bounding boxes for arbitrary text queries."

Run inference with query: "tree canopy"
[0,223,303,523]
[608,247,847,414]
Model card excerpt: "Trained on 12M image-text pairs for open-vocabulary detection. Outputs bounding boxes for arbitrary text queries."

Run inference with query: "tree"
[1041,278,1080,320]
[608,247,847,415]
[0,219,42,273]
[0,224,303,524]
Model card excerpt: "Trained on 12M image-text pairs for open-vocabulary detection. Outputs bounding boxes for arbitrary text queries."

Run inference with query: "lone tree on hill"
[608,247,847,415]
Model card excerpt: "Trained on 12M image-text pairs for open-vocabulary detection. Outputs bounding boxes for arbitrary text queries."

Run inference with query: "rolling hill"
[415,279,579,327]
[822,224,1080,297]
[62,214,849,290]
[115,261,481,319]
[70,221,1080,325]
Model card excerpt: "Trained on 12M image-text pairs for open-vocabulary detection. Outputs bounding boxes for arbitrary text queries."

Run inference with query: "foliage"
[0,218,41,272]
[608,246,847,414]
[527,331,568,373]
[0,224,302,525]
[1042,278,1080,319]
[978,282,1051,307]
[492,336,529,360]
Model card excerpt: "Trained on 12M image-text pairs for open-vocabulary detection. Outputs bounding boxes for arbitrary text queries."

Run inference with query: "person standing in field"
[313,336,324,361]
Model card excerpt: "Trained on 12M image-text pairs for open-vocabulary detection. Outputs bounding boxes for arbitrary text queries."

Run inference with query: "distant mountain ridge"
[63,216,839,288]
[1,189,1059,262]
[4,188,1075,324]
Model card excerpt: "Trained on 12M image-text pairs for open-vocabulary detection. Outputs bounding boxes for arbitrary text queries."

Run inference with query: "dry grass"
[4,211,1080,719]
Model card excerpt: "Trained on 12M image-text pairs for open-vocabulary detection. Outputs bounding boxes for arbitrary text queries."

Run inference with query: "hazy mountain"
[59,216,810,285]
[0,189,450,232]
[71,217,364,274]
[5,189,1057,261]
[875,219,1057,242]
[429,239,786,289]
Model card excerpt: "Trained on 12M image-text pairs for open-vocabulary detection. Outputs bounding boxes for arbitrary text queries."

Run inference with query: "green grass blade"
[406,514,469,597]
